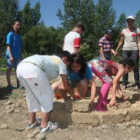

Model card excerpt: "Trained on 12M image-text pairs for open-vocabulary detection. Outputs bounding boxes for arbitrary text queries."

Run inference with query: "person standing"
[116,15,140,90]
[63,22,85,54]
[99,29,117,60]
[5,21,22,89]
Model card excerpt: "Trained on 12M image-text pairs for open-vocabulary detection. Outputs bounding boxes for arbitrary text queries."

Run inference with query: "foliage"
[0,0,19,57]
[22,24,64,55]
[135,10,140,27]
[57,0,116,54]
[19,0,41,35]
[80,43,94,61]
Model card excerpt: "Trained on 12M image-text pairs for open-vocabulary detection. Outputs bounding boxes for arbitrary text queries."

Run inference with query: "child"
[88,58,135,111]
[16,51,75,133]
[99,29,117,60]
[52,53,96,105]
[6,21,22,89]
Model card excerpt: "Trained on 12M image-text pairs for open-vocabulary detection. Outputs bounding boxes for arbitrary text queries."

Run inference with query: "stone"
[5,108,15,113]
[32,129,40,135]
[5,105,11,110]
[16,101,22,107]
[5,100,12,106]
[35,133,46,140]
[15,109,20,113]
[15,127,24,132]
[0,124,8,129]
[27,134,35,139]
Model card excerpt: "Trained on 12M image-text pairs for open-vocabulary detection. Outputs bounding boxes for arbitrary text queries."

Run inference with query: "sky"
[19,0,140,28]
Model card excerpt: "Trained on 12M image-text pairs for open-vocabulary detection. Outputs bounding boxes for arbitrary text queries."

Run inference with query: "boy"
[16,51,75,133]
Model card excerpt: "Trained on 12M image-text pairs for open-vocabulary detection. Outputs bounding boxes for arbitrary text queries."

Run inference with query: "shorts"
[16,63,54,113]
[6,58,21,69]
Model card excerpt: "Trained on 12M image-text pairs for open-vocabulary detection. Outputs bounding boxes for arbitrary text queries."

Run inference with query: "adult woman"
[116,15,140,90]
[88,59,135,111]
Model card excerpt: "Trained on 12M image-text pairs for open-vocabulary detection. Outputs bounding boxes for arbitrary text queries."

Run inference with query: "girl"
[51,53,96,105]
[88,58,135,111]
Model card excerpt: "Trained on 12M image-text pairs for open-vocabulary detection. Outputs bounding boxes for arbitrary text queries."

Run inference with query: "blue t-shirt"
[5,31,22,59]
[68,65,93,83]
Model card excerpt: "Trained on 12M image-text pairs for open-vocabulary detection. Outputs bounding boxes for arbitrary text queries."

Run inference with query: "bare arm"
[116,36,124,53]
[89,78,96,111]
[110,67,124,104]
[74,47,80,53]
[111,49,117,56]
[137,36,140,57]
[7,45,14,62]
[60,74,75,99]
[100,47,106,59]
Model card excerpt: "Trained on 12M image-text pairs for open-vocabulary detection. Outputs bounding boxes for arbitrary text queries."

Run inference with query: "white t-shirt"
[121,28,140,51]
[21,55,67,80]
[63,31,81,54]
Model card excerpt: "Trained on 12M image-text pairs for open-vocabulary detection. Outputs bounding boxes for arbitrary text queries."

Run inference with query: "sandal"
[122,85,127,90]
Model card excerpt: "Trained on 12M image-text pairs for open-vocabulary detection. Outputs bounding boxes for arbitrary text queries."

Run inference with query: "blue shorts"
[6,58,21,69]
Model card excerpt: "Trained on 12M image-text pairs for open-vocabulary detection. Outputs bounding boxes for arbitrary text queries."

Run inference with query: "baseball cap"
[106,29,113,35]
[127,15,135,20]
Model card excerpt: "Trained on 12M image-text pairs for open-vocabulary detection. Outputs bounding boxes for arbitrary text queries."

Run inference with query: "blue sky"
[19,0,140,28]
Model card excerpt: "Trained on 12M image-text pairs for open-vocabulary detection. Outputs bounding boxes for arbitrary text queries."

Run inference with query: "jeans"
[122,50,139,86]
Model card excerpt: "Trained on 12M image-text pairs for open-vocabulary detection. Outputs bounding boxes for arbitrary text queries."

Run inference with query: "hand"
[88,101,94,111]
[10,56,14,62]
[114,51,118,57]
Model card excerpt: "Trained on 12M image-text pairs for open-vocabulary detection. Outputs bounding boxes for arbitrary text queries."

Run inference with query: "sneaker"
[7,85,16,90]
[17,85,24,90]
[40,121,59,133]
[27,117,41,129]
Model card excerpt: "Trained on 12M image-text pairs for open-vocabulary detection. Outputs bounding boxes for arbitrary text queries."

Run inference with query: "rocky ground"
[0,72,140,140]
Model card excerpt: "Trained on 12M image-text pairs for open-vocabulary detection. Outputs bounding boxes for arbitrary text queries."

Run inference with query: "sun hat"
[127,15,135,20]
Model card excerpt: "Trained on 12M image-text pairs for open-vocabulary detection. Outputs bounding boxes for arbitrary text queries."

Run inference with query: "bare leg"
[52,80,68,100]
[6,68,12,86]
[29,112,36,124]
[41,112,50,128]
[76,79,88,99]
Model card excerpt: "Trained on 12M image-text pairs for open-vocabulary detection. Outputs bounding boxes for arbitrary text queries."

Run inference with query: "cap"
[127,15,135,20]
[106,29,113,35]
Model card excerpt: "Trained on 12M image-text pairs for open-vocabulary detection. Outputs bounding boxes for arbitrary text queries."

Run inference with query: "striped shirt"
[99,36,113,52]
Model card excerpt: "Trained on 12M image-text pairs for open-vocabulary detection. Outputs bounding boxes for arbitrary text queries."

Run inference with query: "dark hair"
[119,58,135,67]
[75,22,85,32]
[60,51,73,63]
[71,53,86,78]
[11,20,20,34]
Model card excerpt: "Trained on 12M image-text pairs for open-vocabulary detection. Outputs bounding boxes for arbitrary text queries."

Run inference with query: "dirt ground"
[0,72,140,140]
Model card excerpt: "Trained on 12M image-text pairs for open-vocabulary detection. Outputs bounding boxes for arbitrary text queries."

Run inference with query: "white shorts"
[16,63,54,113]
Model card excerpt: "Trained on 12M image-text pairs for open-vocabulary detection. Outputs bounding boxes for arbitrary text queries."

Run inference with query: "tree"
[0,0,19,57]
[135,10,140,27]
[20,0,41,35]
[116,12,126,31]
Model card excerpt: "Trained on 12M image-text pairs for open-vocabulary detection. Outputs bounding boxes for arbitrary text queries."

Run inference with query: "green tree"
[22,25,63,55]
[20,0,41,35]
[0,0,19,57]
[116,12,126,31]
[135,10,140,27]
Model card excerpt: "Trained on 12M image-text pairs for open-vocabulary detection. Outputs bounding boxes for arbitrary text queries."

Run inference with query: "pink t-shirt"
[63,31,81,54]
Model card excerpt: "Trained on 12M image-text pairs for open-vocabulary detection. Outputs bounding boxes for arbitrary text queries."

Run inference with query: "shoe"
[134,85,139,90]
[40,121,59,133]
[27,117,41,129]
[7,85,16,90]
[17,85,24,90]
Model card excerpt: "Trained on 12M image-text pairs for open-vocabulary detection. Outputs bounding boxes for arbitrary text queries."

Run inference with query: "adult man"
[99,29,117,60]
[63,23,85,54]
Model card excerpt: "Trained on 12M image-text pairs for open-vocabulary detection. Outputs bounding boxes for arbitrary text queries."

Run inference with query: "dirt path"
[0,73,140,140]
